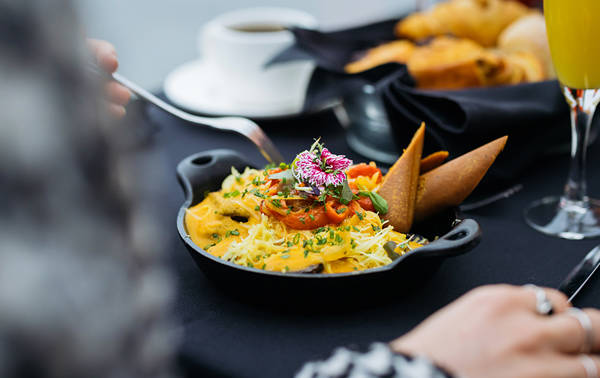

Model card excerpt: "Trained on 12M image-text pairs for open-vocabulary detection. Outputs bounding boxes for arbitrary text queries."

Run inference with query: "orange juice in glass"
[545,0,600,89]
[525,0,600,239]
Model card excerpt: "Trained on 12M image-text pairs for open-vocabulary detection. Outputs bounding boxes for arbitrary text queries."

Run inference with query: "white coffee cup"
[200,8,318,110]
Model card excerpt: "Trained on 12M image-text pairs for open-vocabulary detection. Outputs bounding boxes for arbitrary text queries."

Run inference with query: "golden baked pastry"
[407,37,504,89]
[345,40,415,74]
[344,36,545,89]
[498,13,555,78]
[343,0,550,89]
[496,50,545,85]
[396,0,531,47]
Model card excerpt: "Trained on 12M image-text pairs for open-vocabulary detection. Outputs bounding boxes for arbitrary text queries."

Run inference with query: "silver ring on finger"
[525,284,554,316]
[567,308,595,354]
[580,355,598,378]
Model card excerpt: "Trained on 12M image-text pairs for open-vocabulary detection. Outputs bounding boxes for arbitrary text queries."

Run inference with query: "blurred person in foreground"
[0,0,175,377]
[87,38,131,118]
[0,1,598,378]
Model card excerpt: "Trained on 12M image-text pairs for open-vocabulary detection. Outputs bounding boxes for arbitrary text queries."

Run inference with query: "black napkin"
[271,19,573,186]
[381,73,571,187]
[272,19,399,72]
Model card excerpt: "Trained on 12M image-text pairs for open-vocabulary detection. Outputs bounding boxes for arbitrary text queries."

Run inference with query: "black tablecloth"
[138,100,600,378]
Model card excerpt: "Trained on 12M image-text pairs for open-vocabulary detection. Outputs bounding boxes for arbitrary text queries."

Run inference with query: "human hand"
[390,285,600,378]
[87,39,131,118]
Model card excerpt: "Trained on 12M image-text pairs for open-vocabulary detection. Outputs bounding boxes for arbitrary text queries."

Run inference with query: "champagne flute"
[524,0,600,239]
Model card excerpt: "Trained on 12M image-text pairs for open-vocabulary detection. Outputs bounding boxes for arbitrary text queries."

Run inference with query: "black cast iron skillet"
[176,149,481,304]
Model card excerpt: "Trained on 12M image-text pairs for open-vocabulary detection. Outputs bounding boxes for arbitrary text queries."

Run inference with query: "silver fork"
[90,63,285,164]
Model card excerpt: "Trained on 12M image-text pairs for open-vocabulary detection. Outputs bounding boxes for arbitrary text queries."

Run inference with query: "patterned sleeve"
[295,343,455,378]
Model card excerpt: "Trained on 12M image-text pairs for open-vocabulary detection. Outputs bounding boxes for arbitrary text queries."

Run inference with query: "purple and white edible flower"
[293,145,353,188]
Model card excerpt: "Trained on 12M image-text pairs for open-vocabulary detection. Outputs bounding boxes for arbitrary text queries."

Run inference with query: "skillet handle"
[177,149,249,207]
[405,219,481,260]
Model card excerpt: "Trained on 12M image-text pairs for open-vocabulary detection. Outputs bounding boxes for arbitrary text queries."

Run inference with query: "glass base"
[524,196,600,240]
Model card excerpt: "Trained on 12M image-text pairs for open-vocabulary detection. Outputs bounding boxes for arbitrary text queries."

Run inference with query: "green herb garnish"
[223,190,240,198]
[359,191,389,214]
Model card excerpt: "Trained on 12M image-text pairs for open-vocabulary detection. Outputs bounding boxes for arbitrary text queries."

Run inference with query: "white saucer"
[164,59,309,119]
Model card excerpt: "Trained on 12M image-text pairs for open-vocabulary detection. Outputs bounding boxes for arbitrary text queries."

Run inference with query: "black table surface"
[138,101,600,378]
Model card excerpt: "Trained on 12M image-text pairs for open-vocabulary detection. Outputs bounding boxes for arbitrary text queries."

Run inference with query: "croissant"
[395,0,531,47]
[345,40,415,74]
[407,37,504,89]
[345,36,544,90]
[498,13,555,78]
[494,50,545,85]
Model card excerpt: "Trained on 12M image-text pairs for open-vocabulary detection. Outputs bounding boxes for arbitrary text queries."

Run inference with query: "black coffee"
[230,23,286,33]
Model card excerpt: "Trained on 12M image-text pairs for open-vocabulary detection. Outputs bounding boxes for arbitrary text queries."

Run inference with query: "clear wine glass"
[524,0,600,239]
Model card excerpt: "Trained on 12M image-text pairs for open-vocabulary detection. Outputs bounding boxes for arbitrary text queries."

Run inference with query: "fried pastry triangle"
[414,135,508,223]
[379,123,425,233]
[420,150,449,174]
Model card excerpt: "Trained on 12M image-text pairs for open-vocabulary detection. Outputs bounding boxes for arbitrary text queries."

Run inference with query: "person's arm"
[298,285,600,378]
[390,284,599,378]
[87,39,130,118]
[296,342,453,378]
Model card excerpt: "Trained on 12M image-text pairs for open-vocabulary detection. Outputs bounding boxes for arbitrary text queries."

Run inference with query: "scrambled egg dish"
[185,142,425,274]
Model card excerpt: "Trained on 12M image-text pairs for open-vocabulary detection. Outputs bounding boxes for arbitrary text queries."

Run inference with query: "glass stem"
[562,87,600,204]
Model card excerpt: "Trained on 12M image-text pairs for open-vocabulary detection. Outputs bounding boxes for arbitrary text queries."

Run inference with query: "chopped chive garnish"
[226,229,240,237]
[223,190,240,198]
[253,191,266,199]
